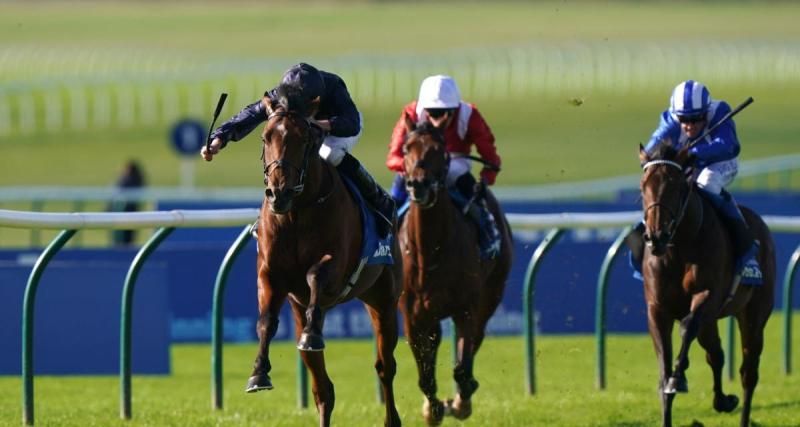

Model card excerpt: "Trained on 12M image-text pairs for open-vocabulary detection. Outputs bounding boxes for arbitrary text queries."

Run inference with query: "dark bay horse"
[247,89,402,427]
[638,143,775,427]
[399,119,513,425]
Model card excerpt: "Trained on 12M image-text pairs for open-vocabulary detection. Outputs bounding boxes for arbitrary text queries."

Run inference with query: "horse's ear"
[404,115,416,133]
[262,96,274,115]
[638,144,649,165]
[676,145,692,166]
[308,96,321,118]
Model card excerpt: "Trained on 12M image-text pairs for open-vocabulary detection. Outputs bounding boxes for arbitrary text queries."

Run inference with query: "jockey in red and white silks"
[386,75,502,258]
[386,75,501,204]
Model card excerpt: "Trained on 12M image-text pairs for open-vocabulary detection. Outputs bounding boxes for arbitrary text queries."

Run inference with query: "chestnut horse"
[399,120,513,425]
[638,143,775,427]
[246,88,402,427]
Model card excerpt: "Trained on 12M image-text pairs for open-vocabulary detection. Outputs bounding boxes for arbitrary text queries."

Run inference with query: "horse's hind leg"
[696,321,739,413]
[404,305,444,426]
[291,300,335,427]
[362,295,401,427]
[246,265,287,392]
[737,306,769,427]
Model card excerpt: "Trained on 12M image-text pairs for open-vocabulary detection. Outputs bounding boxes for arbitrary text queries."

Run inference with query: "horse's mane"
[272,83,311,117]
[408,121,444,143]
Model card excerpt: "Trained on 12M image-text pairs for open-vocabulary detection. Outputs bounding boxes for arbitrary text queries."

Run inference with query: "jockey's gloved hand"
[307,120,327,141]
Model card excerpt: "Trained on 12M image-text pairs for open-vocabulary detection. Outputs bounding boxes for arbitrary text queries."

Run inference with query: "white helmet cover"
[417,75,461,109]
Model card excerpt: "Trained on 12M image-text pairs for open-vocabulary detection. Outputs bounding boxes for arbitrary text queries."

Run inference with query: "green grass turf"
[2,1,799,63]
[1,314,799,426]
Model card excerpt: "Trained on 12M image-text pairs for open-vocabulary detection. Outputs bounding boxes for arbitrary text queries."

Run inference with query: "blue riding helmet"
[281,63,326,101]
[669,80,710,118]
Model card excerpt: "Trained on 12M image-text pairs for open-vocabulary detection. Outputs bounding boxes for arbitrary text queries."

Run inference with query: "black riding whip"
[205,93,228,152]
[687,97,753,149]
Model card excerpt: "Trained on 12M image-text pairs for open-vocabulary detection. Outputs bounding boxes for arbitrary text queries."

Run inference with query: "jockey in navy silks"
[201,63,396,237]
[386,75,502,257]
[630,80,762,284]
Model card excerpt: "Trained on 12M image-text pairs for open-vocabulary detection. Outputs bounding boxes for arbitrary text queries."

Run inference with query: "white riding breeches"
[446,156,472,187]
[694,158,738,195]
[317,112,363,167]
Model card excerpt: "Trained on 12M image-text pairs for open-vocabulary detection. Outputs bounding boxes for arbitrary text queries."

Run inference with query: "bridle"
[403,130,450,209]
[261,109,324,199]
[641,159,694,246]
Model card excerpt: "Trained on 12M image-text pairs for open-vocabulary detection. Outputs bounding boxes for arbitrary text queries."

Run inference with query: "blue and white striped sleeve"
[688,102,740,162]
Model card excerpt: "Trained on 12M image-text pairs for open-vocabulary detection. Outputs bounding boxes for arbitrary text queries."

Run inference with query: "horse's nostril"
[264,188,274,199]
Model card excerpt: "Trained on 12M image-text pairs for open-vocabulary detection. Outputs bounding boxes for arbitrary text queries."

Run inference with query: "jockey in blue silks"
[201,63,396,237]
[635,80,762,283]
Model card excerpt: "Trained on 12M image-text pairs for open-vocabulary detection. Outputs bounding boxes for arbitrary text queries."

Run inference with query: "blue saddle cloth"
[340,174,394,266]
[397,188,498,260]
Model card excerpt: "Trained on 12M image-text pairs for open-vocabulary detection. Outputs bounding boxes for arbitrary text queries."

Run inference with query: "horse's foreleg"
[363,298,401,427]
[404,304,444,426]
[737,309,767,427]
[449,314,479,420]
[291,300,335,427]
[247,274,287,393]
[298,255,332,352]
[667,290,711,394]
[697,322,739,413]
[647,303,675,427]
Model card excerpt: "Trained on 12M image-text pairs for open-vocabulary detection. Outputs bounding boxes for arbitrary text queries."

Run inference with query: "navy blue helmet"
[281,63,325,101]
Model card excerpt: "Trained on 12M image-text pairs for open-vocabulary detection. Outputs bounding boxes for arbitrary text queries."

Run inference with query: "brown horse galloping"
[638,144,775,427]
[246,88,402,427]
[399,119,513,425]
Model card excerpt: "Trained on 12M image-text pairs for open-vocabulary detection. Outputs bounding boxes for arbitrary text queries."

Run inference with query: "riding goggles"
[677,114,706,124]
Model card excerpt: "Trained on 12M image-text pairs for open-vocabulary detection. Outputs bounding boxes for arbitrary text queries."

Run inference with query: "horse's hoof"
[446,394,472,420]
[713,393,739,413]
[422,398,445,426]
[245,373,273,393]
[297,332,325,352]
[664,375,688,394]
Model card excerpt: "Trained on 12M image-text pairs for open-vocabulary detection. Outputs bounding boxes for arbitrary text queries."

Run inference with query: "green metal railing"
[594,226,633,390]
[120,226,175,419]
[522,228,565,395]
[22,229,77,426]
[8,207,800,426]
[211,224,254,410]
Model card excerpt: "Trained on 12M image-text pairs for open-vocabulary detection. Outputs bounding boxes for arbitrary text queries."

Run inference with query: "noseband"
[641,159,693,245]
[262,110,323,197]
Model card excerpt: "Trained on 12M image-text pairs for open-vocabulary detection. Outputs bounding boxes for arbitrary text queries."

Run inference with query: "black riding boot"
[455,174,501,258]
[338,153,396,238]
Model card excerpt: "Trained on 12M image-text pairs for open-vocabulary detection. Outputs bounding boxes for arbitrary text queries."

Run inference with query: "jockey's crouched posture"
[386,75,502,257]
[201,63,396,237]
[629,80,762,284]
